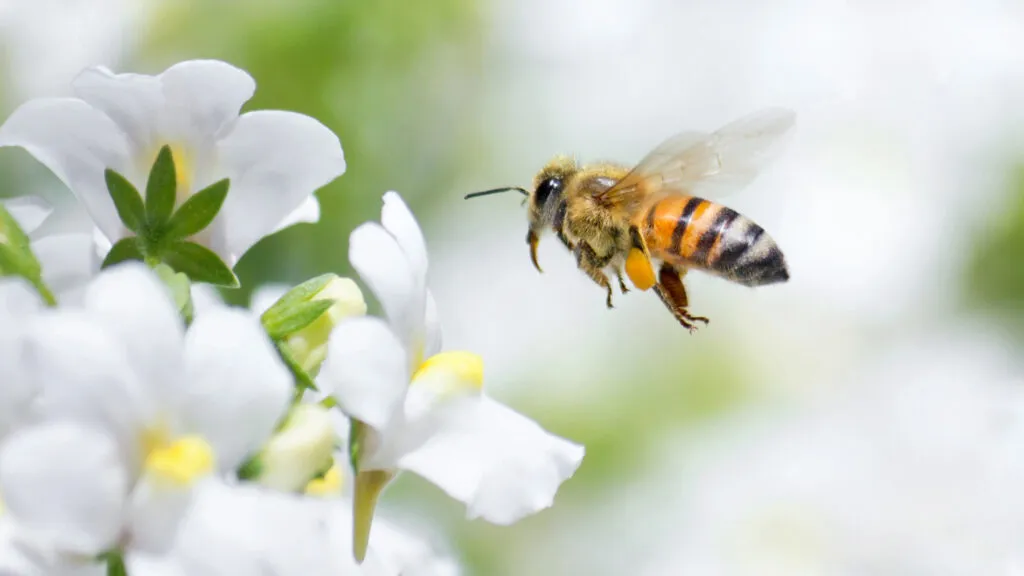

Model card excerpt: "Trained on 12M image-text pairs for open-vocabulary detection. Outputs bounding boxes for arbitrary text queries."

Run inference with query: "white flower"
[18,263,292,559]
[0,59,345,267]
[0,277,43,440]
[320,191,584,560]
[0,420,126,575]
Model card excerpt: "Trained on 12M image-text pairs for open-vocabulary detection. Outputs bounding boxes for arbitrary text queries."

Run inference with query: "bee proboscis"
[466,108,794,332]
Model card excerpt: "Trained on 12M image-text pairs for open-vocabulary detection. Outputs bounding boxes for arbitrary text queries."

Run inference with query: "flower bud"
[262,274,367,375]
[251,403,337,492]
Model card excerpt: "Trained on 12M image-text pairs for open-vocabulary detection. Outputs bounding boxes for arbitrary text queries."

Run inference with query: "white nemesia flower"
[320,191,584,558]
[0,420,125,576]
[0,277,43,440]
[18,263,292,559]
[0,59,345,266]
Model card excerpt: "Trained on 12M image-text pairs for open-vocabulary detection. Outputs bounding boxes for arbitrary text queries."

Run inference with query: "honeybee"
[466,108,794,331]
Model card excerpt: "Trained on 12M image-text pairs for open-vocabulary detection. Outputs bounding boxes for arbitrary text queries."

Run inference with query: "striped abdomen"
[639,195,788,287]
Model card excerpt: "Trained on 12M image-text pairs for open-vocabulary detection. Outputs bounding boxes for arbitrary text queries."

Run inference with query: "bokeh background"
[3,0,1024,574]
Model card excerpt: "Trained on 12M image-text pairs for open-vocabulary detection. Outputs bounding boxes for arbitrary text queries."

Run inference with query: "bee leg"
[616,269,630,294]
[574,242,615,309]
[655,263,710,333]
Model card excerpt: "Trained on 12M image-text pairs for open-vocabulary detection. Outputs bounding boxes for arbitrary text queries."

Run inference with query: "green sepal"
[161,241,239,287]
[260,274,336,326]
[0,205,55,305]
[275,340,318,391]
[104,169,145,233]
[101,237,144,269]
[263,299,336,340]
[236,455,262,481]
[0,203,34,254]
[97,550,126,576]
[153,263,194,325]
[145,145,177,226]
[163,178,229,241]
[348,419,364,474]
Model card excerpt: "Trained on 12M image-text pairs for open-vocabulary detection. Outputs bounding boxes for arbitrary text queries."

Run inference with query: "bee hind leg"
[654,263,709,333]
[575,242,615,309]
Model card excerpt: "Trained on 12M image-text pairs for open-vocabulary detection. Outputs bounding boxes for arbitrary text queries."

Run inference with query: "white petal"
[126,475,196,555]
[424,289,442,359]
[83,263,185,402]
[320,317,409,431]
[3,196,52,234]
[146,481,343,576]
[0,279,42,437]
[72,66,163,155]
[180,308,292,471]
[188,284,223,319]
[0,277,42,317]
[396,396,584,525]
[31,233,100,296]
[0,422,127,555]
[380,191,428,286]
[348,222,422,354]
[249,283,289,316]
[0,98,132,242]
[272,195,320,234]
[211,110,345,265]
[25,312,150,462]
[156,60,255,146]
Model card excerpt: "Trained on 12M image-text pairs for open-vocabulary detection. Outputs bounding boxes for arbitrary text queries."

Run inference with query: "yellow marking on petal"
[140,421,172,460]
[305,462,344,497]
[144,435,214,487]
[352,469,394,564]
[411,351,484,396]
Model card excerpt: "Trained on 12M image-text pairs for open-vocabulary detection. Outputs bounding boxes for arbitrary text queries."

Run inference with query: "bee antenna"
[464,187,529,200]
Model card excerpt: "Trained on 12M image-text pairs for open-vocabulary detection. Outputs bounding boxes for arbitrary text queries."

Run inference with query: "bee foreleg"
[654,263,710,333]
[574,242,615,309]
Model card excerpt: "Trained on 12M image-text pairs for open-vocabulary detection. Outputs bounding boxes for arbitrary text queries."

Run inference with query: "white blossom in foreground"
[0,59,344,267]
[0,277,43,440]
[15,263,292,570]
[320,191,584,560]
[0,421,124,575]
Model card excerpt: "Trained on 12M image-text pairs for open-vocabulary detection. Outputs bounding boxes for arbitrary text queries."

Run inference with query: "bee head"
[463,155,577,273]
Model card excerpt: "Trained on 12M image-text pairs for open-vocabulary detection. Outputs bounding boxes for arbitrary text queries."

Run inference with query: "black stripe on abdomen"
[669,197,704,254]
[694,207,739,267]
[716,221,764,272]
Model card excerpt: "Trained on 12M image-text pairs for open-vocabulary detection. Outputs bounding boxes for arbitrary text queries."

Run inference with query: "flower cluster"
[0,60,583,575]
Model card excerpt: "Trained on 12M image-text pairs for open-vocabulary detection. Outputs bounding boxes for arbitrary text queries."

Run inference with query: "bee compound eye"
[535,178,561,206]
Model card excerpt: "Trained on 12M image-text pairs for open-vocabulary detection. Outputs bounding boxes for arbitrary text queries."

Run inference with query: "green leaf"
[0,204,34,254]
[263,298,335,340]
[161,241,239,287]
[104,169,145,233]
[163,178,229,241]
[145,145,177,226]
[101,237,143,269]
[98,550,126,576]
[275,340,317,391]
[260,273,336,326]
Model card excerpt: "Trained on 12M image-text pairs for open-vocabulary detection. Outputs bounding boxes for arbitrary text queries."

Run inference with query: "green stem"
[31,277,57,307]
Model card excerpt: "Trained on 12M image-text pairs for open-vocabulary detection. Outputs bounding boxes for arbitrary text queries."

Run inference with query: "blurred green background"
[2,0,1024,574]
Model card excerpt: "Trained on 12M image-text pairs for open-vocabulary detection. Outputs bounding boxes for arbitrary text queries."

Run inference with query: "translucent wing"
[598,108,795,210]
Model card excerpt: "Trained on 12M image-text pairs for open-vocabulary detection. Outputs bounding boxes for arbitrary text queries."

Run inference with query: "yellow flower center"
[304,462,344,497]
[144,435,214,487]
[411,351,485,396]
